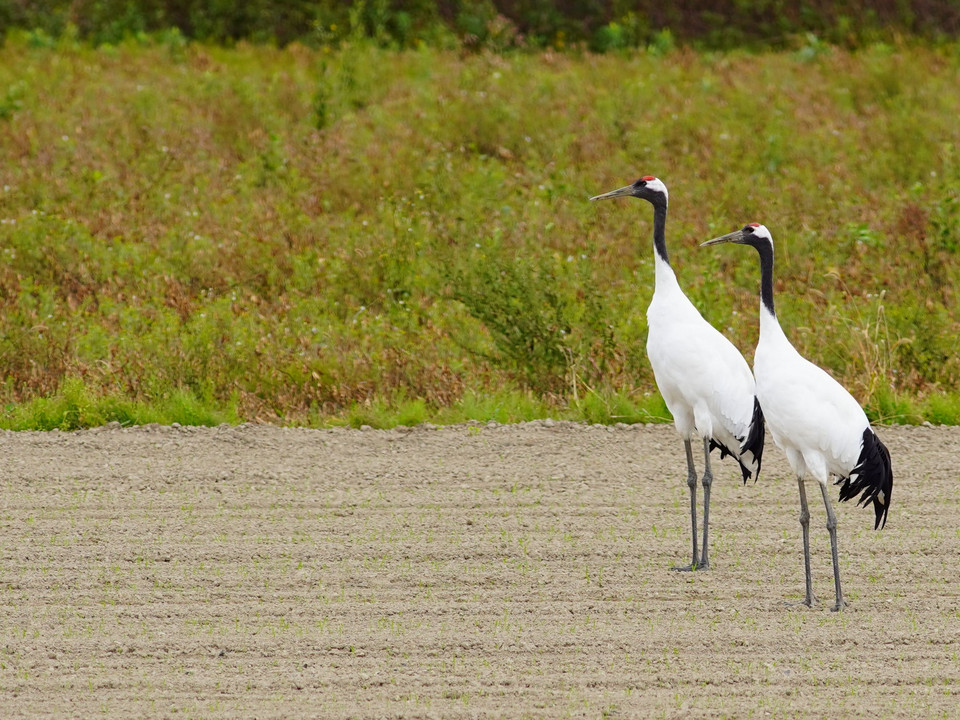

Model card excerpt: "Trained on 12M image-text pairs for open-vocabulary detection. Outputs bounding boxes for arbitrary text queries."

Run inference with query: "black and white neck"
[754,235,776,319]
[739,226,789,344]
[701,222,783,334]
[650,195,670,267]
[589,175,675,282]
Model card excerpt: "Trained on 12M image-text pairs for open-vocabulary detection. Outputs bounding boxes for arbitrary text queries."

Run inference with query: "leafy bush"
[447,249,594,393]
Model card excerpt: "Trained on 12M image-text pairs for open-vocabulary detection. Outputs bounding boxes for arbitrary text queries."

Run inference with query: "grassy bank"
[0,36,959,428]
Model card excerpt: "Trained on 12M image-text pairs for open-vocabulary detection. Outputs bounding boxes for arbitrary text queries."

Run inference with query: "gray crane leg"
[819,483,847,611]
[672,439,700,571]
[699,438,713,570]
[797,478,817,606]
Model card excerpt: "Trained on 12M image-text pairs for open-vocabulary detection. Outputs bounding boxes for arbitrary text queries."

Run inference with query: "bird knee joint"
[799,510,810,526]
[686,473,697,489]
[826,517,837,531]
[701,472,713,488]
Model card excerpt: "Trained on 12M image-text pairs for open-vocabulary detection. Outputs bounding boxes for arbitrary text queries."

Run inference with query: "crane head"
[700,223,772,248]
[590,176,668,206]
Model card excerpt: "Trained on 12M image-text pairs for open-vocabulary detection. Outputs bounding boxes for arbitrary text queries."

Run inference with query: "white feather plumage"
[648,257,759,469]
[591,176,764,571]
[703,222,892,611]
[755,311,866,482]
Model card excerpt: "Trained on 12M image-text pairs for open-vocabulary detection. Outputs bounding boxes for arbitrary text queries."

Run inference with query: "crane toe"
[784,596,819,608]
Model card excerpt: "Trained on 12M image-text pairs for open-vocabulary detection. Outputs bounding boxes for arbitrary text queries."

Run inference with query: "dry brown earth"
[0,422,958,718]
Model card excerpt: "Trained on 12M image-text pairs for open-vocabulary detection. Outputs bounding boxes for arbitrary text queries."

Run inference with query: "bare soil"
[0,421,958,719]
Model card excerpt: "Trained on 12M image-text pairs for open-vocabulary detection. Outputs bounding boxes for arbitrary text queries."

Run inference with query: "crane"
[702,223,893,610]
[591,177,765,571]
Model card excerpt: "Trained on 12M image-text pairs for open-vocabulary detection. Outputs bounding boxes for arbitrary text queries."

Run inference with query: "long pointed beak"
[701,229,745,246]
[590,184,635,202]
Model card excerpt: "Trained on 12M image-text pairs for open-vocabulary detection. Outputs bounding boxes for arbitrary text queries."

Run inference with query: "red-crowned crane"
[702,223,893,610]
[591,177,765,571]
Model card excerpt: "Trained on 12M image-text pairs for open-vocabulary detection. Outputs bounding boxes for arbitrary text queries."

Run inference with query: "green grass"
[1,35,960,428]
[0,376,239,430]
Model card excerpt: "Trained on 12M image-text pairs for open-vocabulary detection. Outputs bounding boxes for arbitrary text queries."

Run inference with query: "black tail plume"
[739,397,765,483]
[708,397,765,484]
[835,428,893,530]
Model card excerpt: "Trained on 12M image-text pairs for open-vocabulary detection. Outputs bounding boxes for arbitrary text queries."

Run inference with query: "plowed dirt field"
[1,422,957,718]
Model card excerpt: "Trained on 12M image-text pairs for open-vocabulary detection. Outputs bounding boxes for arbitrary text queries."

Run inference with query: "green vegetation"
[1,36,959,428]
[2,0,958,50]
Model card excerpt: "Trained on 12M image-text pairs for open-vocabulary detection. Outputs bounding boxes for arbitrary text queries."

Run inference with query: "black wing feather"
[708,397,765,485]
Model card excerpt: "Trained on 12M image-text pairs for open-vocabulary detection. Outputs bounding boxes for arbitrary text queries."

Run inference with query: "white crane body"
[754,309,866,483]
[703,223,892,611]
[648,257,760,475]
[592,177,764,571]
